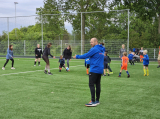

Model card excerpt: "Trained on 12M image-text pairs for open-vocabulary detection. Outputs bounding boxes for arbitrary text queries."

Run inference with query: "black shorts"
[104,63,108,69]
[86,64,90,68]
[36,55,41,58]
[143,65,149,67]
[59,64,65,68]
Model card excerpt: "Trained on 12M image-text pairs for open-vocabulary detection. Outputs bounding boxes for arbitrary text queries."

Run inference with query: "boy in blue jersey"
[142,50,149,76]
[58,55,68,72]
[73,38,104,107]
[128,51,134,65]
[85,58,90,75]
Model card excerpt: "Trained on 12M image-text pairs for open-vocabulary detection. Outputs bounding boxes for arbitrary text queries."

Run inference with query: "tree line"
[0,0,160,49]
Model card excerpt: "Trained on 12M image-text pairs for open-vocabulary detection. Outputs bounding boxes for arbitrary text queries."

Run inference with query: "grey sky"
[0,0,73,34]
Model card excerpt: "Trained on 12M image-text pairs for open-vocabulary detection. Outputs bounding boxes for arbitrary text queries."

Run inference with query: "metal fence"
[0,39,159,59]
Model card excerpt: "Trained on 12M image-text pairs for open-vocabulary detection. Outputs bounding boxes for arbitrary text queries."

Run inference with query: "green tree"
[111,0,160,34]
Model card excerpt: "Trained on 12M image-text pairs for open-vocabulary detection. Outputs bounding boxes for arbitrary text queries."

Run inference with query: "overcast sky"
[0,0,73,34]
[0,0,44,17]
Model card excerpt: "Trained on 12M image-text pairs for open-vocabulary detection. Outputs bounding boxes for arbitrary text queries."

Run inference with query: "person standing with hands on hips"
[2,45,15,70]
[73,38,104,107]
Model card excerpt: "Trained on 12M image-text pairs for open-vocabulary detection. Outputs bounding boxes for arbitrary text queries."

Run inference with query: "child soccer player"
[142,50,149,76]
[58,55,68,72]
[118,52,130,78]
[106,51,113,74]
[103,51,110,76]
[85,58,90,75]
[128,51,134,65]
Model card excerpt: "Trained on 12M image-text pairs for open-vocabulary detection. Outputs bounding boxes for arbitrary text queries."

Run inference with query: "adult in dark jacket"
[34,44,42,66]
[73,38,104,107]
[42,42,55,75]
[63,45,72,68]
[2,45,15,70]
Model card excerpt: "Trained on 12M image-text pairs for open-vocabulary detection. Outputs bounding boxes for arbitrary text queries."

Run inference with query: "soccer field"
[0,58,160,119]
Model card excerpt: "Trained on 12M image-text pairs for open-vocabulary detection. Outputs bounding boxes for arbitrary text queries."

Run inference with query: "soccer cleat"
[39,65,41,66]
[34,65,36,66]
[66,69,68,72]
[127,75,130,78]
[44,70,47,74]
[118,76,121,77]
[11,67,15,70]
[48,72,53,75]
[95,101,100,105]
[85,101,97,107]
[109,72,113,74]
[103,74,106,76]
[144,74,147,76]
[59,70,61,72]
[157,65,160,68]
[2,67,5,70]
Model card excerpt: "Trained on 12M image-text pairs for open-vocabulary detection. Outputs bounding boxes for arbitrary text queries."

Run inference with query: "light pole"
[14,2,18,37]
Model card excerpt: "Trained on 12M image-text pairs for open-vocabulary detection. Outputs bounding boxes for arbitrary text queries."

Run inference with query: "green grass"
[0,58,160,119]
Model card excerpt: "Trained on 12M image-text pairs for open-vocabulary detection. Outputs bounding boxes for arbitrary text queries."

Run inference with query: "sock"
[48,69,50,72]
[119,72,121,76]
[147,69,149,75]
[143,69,146,75]
[45,66,47,70]
[126,71,129,75]
[34,61,36,65]
[86,69,89,74]
[38,62,40,65]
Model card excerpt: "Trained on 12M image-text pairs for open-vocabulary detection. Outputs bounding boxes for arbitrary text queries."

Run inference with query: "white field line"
[0,65,84,76]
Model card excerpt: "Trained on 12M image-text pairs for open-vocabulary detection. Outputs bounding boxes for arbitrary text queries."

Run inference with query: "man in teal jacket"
[73,38,104,107]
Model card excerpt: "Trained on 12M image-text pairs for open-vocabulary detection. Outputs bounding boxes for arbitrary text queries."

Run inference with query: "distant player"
[2,45,15,70]
[105,51,113,74]
[142,50,149,76]
[103,51,110,76]
[139,47,144,62]
[85,58,90,75]
[128,51,134,65]
[34,44,42,66]
[119,44,126,58]
[157,47,160,68]
[58,55,68,72]
[118,52,130,78]
[42,42,55,75]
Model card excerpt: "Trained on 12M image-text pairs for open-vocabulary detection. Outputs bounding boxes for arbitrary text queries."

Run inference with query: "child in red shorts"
[118,52,130,78]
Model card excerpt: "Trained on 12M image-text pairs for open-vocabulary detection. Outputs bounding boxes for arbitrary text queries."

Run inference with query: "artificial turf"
[0,58,160,119]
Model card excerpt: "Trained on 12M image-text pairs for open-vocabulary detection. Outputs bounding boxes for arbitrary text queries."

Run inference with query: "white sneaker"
[34,65,36,66]
[39,65,41,66]
[2,67,5,70]
[11,67,15,70]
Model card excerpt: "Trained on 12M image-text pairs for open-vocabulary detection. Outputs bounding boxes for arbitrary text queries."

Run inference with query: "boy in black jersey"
[34,44,42,66]
[103,51,110,76]
[58,55,68,72]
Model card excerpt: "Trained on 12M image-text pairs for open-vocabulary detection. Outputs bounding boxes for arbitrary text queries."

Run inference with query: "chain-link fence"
[0,39,159,59]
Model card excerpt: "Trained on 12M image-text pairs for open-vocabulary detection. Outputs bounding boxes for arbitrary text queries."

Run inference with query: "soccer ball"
[66,67,69,71]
